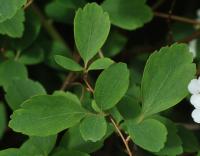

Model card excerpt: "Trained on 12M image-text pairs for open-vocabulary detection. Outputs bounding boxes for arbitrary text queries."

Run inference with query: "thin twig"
[98,49,104,58]
[23,0,33,9]
[110,117,133,156]
[60,73,76,90]
[154,12,200,25]
[152,0,165,10]
[178,30,200,43]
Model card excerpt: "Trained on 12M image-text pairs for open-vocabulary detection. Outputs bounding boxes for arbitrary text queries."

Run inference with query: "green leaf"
[0,148,19,156]
[94,63,129,110]
[20,135,57,155]
[101,0,153,30]
[80,115,107,142]
[5,78,46,110]
[52,149,90,156]
[154,116,183,155]
[74,3,110,63]
[18,45,44,65]
[0,9,25,38]
[0,103,6,138]
[0,60,28,91]
[127,119,167,152]
[177,126,199,153]
[9,94,87,136]
[0,0,26,22]
[102,30,127,57]
[60,125,103,153]
[141,43,196,117]
[54,55,83,71]
[88,58,114,71]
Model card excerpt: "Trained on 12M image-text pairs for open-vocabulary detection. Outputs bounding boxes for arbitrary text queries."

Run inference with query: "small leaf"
[141,43,196,117]
[74,3,110,63]
[94,63,129,110]
[127,119,167,152]
[80,115,107,142]
[0,103,6,139]
[9,94,87,136]
[88,58,114,71]
[20,135,57,155]
[0,9,25,38]
[0,60,28,91]
[102,0,153,30]
[5,78,46,110]
[54,55,83,71]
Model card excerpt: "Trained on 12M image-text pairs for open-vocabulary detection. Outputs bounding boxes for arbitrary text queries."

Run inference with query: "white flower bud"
[190,94,200,109]
[191,109,200,123]
[188,79,200,95]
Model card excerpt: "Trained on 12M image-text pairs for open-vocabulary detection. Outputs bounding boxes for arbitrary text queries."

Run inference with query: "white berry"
[188,79,200,95]
[191,109,200,123]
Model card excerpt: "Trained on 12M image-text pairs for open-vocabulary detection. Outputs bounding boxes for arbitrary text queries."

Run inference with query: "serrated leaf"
[94,63,129,110]
[5,78,46,110]
[54,55,83,71]
[0,103,6,139]
[101,0,153,30]
[9,94,88,136]
[74,3,110,63]
[80,115,107,142]
[0,60,28,91]
[20,135,57,156]
[0,9,25,38]
[141,43,196,117]
[88,58,114,71]
[0,0,26,22]
[127,119,167,152]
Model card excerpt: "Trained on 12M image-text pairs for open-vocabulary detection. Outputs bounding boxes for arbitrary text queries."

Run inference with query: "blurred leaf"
[0,148,19,156]
[102,0,153,30]
[0,60,28,91]
[52,149,90,156]
[94,63,129,110]
[0,9,25,38]
[0,103,6,139]
[5,78,46,110]
[74,3,110,63]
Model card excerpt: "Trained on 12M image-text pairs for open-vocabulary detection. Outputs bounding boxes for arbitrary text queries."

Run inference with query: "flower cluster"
[188,78,200,123]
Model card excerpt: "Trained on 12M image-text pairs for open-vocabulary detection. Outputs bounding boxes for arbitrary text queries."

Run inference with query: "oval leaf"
[74,3,110,63]
[94,63,129,110]
[88,58,114,71]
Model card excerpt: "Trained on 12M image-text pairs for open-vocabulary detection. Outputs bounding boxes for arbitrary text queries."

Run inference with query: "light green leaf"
[127,119,167,152]
[9,94,87,136]
[0,103,6,138]
[0,9,25,38]
[88,58,114,71]
[74,3,110,63]
[20,135,57,155]
[0,148,19,156]
[54,55,83,71]
[5,78,46,110]
[154,116,183,155]
[0,0,26,22]
[80,115,107,142]
[94,63,129,110]
[102,0,153,30]
[0,60,28,91]
[141,43,196,117]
